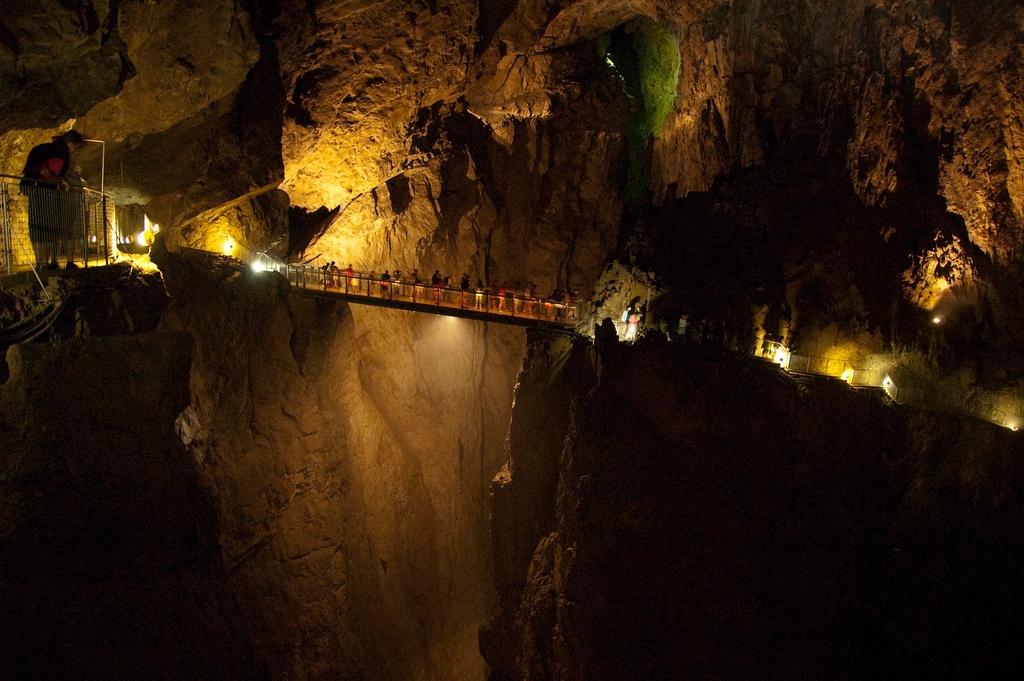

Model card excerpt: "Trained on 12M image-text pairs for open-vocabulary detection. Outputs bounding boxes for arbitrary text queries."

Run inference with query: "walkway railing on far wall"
[757,339,1023,430]
[1,175,115,275]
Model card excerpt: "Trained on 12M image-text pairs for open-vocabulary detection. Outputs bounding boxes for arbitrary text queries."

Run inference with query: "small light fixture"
[223,237,234,255]
[841,368,854,383]
[932,315,942,325]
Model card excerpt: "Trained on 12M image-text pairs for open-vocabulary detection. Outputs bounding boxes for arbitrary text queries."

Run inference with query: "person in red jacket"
[20,130,85,269]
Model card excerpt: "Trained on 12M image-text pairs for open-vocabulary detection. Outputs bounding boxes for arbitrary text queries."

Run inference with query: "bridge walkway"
[270,262,581,331]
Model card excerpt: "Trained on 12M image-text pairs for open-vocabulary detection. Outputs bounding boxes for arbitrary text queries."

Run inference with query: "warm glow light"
[932,316,942,325]
[841,368,854,383]
[883,375,893,387]
[223,237,234,255]
[251,259,266,273]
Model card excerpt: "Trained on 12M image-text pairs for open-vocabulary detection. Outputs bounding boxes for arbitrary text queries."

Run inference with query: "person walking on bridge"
[431,269,442,303]
[459,272,470,308]
[474,279,485,310]
[497,282,507,311]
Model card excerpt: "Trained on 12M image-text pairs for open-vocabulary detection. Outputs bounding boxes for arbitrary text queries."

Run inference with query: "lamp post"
[82,138,105,193]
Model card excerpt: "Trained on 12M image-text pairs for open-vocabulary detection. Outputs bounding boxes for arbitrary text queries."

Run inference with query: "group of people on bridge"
[315,262,578,323]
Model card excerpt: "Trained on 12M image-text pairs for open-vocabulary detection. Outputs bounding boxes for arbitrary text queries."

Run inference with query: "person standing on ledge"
[20,130,85,269]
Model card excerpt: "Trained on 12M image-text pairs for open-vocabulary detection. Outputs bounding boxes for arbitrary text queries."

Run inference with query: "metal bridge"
[265,261,581,330]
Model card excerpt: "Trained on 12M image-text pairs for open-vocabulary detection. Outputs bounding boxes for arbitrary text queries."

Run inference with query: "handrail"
[0,174,112,199]
[1,176,115,274]
[269,261,580,327]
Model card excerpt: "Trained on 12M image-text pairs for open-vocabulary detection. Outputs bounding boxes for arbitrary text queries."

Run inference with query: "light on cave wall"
[841,367,854,383]
[223,236,235,256]
[250,252,278,274]
[134,214,159,248]
[932,315,943,325]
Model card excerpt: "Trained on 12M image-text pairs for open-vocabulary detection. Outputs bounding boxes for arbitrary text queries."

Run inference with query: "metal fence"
[787,354,850,378]
[1,176,115,275]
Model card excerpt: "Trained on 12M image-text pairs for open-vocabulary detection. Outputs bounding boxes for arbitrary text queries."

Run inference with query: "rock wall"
[487,334,1024,680]
[1,252,528,679]
[0,329,264,679]
[156,250,526,680]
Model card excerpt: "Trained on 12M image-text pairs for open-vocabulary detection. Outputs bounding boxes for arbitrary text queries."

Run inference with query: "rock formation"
[486,334,1024,680]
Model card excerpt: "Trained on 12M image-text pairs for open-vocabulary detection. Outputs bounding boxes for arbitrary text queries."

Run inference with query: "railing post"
[102,194,109,265]
[81,191,89,267]
[0,182,12,276]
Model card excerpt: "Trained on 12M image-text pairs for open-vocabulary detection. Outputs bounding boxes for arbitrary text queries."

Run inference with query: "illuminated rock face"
[156,250,525,680]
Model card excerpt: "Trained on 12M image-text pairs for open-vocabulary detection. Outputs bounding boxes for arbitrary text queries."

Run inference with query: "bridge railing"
[273,261,580,326]
[1,175,115,275]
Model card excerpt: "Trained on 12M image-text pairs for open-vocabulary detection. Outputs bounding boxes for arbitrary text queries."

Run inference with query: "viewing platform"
[1,174,117,275]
